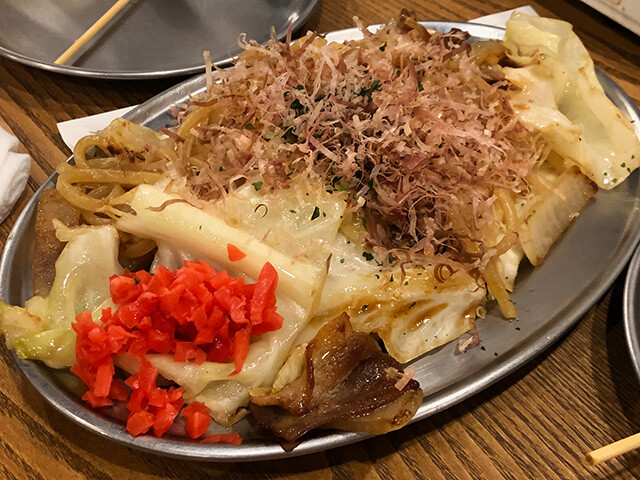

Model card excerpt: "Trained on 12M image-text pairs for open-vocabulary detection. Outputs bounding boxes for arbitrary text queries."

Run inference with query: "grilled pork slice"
[33,189,80,296]
[249,314,423,442]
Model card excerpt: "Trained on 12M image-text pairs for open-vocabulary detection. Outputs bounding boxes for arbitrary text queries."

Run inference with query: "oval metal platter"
[2,22,640,461]
[0,0,320,79]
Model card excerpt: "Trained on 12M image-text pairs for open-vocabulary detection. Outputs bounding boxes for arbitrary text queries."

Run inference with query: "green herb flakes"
[362,251,374,261]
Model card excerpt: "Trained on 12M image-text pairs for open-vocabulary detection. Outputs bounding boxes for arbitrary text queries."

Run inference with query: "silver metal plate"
[2,22,640,461]
[0,0,320,79]
[624,247,640,381]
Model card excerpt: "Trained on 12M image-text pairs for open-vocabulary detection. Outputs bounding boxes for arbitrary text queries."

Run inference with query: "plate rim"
[0,0,321,79]
[624,245,640,381]
[3,21,640,461]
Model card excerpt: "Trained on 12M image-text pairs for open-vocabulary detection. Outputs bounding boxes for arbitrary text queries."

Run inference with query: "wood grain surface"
[0,0,639,478]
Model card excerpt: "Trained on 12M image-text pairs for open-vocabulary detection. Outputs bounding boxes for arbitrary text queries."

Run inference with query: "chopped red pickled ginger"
[227,243,247,262]
[124,357,184,437]
[182,401,211,438]
[72,260,281,438]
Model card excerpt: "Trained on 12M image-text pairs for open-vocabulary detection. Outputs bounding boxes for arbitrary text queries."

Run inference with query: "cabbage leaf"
[503,12,640,189]
[0,224,121,368]
[115,183,347,424]
[308,233,486,363]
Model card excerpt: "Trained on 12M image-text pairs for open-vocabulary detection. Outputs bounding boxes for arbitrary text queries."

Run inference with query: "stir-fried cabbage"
[503,12,640,189]
[115,182,347,424]
[310,233,486,363]
[2,13,639,433]
[519,167,597,265]
[0,224,121,368]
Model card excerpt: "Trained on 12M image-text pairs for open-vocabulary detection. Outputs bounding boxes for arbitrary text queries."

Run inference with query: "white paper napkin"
[56,6,538,151]
[58,105,135,153]
[0,126,30,223]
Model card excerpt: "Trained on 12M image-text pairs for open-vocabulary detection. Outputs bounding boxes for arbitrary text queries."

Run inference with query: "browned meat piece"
[250,314,423,442]
[33,189,80,296]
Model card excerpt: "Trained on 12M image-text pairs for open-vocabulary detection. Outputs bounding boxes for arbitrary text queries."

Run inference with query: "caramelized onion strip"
[120,237,156,258]
[177,104,224,139]
[73,135,112,169]
[58,163,163,186]
[494,189,519,232]
[484,258,517,318]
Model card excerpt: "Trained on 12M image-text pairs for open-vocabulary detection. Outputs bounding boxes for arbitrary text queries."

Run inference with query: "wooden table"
[0,0,639,478]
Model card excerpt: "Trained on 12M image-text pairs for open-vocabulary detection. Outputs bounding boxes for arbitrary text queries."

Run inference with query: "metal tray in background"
[0,0,320,79]
[2,22,640,462]
[624,247,640,381]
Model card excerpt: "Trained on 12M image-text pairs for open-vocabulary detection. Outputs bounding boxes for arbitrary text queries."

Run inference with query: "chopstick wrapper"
[0,126,30,223]
[58,106,135,152]
[56,6,537,151]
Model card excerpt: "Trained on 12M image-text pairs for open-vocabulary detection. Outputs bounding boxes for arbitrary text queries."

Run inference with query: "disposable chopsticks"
[585,432,640,466]
[54,0,132,65]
